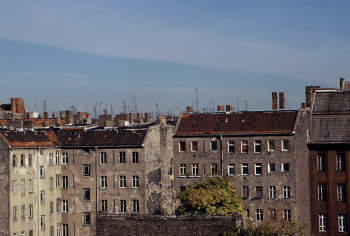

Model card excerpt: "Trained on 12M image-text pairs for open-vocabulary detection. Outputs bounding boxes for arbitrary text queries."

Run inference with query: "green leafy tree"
[224,208,310,236]
[176,176,243,216]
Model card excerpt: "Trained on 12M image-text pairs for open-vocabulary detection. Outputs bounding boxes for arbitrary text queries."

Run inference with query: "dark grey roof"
[312,91,350,114]
[310,115,350,143]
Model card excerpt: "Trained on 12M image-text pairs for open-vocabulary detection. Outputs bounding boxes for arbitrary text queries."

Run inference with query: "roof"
[174,111,298,136]
[0,130,59,148]
[312,91,350,114]
[56,128,147,147]
[310,115,350,143]
[343,81,350,91]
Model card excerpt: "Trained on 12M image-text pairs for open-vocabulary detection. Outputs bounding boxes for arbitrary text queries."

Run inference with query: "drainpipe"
[219,135,223,176]
[95,146,98,227]
[37,148,40,236]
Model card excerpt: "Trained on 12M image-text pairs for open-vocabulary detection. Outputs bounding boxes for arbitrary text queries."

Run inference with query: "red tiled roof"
[56,128,146,147]
[175,111,297,136]
[0,130,59,147]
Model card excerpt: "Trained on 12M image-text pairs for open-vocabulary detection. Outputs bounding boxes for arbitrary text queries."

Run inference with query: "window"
[244,209,249,218]
[13,155,16,167]
[228,141,234,153]
[241,163,248,175]
[338,214,347,233]
[242,186,249,199]
[83,188,90,201]
[56,174,61,188]
[62,200,68,212]
[49,153,53,166]
[254,140,261,153]
[318,184,327,201]
[241,141,248,153]
[120,200,126,213]
[40,190,45,204]
[28,179,33,192]
[132,152,138,164]
[119,176,126,188]
[283,186,290,198]
[256,186,263,198]
[49,177,53,190]
[100,152,106,163]
[256,209,263,221]
[21,179,25,193]
[29,230,33,236]
[40,166,45,178]
[269,186,276,198]
[50,227,54,236]
[337,153,345,171]
[21,205,25,219]
[179,164,186,176]
[62,176,68,188]
[40,215,45,229]
[132,176,139,188]
[13,206,17,220]
[13,180,17,194]
[211,163,218,175]
[29,204,33,218]
[319,214,328,232]
[191,141,198,152]
[283,210,291,221]
[101,176,107,189]
[28,154,32,167]
[83,212,91,225]
[228,164,235,176]
[210,141,217,151]
[268,163,275,173]
[21,154,25,167]
[133,200,139,213]
[317,153,327,171]
[62,152,68,164]
[119,152,125,164]
[82,164,90,177]
[57,223,61,236]
[255,163,262,175]
[56,198,61,212]
[101,200,107,211]
[282,163,290,173]
[337,184,346,202]
[179,141,186,152]
[282,139,289,151]
[191,164,198,175]
[62,224,68,236]
[56,151,60,164]
[268,140,275,151]
[50,201,53,213]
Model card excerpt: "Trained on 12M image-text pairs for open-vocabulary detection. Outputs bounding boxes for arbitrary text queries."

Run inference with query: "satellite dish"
[124,121,129,126]
[33,112,39,118]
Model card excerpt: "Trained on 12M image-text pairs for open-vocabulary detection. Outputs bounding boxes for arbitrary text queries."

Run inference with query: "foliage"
[176,176,243,216]
[223,208,310,236]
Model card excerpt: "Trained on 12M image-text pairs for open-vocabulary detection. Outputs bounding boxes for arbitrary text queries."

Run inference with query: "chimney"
[217,105,225,112]
[301,103,306,109]
[272,92,278,110]
[52,112,58,118]
[186,106,193,113]
[44,112,48,119]
[279,92,285,110]
[157,115,166,124]
[340,78,345,91]
[226,105,233,113]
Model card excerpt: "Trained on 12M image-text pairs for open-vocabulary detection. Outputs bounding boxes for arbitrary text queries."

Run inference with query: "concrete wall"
[96,214,237,236]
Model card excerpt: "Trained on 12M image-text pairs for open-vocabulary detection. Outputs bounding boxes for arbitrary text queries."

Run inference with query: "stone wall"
[96,214,238,236]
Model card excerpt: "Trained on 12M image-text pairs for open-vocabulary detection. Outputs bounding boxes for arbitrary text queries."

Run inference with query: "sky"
[0,0,349,117]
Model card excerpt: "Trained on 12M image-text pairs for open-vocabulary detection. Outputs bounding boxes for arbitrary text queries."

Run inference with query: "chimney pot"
[272,92,278,110]
[340,78,345,91]
[279,92,285,110]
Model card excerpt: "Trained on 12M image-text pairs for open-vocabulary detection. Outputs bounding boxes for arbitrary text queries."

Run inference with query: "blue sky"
[0,1,349,116]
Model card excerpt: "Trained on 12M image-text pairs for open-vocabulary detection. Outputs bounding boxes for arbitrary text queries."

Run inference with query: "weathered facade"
[173,108,310,225]
[308,79,350,235]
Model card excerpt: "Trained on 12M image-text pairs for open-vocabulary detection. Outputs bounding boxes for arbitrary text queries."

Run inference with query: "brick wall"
[96,214,238,236]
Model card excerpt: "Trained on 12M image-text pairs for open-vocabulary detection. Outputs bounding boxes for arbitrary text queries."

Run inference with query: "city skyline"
[1,1,349,115]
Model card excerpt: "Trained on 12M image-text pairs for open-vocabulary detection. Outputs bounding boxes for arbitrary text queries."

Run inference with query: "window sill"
[178,175,186,178]
[188,175,200,178]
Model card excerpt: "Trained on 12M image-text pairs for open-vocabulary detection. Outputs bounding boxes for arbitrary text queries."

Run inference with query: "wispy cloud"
[64,73,83,78]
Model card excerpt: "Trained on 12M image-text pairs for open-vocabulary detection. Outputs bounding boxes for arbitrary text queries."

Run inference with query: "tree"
[224,208,310,236]
[176,176,243,216]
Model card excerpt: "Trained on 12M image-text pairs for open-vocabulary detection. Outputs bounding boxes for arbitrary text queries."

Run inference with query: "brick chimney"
[272,92,278,110]
[279,92,285,110]
[226,105,233,113]
[186,106,193,113]
[340,78,345,91]
[217,105,225,112]
[44,112,48,119]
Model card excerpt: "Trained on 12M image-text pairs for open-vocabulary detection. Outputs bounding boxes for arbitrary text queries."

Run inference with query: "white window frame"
[179,141,186,152]
[337,184,346,202]
[56,174,61,188]
[319,214,328,232]
[83,188,90,201]
[191,164,198,176]
[282,163,290,173]
[62,153,68,164]
[211,163,218,175]
[40,215,45,229]
[254,140,261,153]
[191,141,198,152]
[119,176,126,188]
[241,140,248,153]
[82,164,90,177]
[28,154,32,167]
[133,200,140,213]
[62,176,68,188]
[179,164,186,176]
[132,176,139,188]
[210,141,217,151]
[28,179,33,192]
[120,200,126,213]
[63,224,68,236]
[21,179,25,193]
[269,186,276,198]
[56,151,60,164]
[317,153,326,171]
[281,139,289,151]
[21,205,25,219]
[283,186,290,199]
[49,153,53,166]
[119,152,126,164]
[337,153,345,171]
[132,152,138,164]
[228,140,234,153]
[338,214,347,233]
[13,206,17,220]
[241,163,248,176]
[268,163,275,173]
[62,200,68,212]
[228,164,235,176]
[318,184,327,201]
[283,210,291,221]
[13,180,17,194]
[101,200,107,211]
[83,212,91,224]
[29,204,33,218]
[255,163,262,175]
[100,152,107,164]
[267,140,275,152]
[256,209,263,221]
[40,166,45,178]
[49,177,53,190]
[100,176,107,189]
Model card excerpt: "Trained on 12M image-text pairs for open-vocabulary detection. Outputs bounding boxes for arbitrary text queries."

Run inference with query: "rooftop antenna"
[110,104,113,117]
[43,100,47,114]
[93,104,97,118]
[133,96,137,115]
[69,103,76,114]
[195,88,199,112]
[104,103,108,114]
[34,98,37,111]
[156,103,159,116]
[236,93,239,113]
[99,102,102,115]
[244,100,248,111]
[122,101,126,113]
[211,101,214,112]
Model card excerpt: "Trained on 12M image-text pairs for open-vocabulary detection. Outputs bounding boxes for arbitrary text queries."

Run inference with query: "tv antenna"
[195,88,199,112]
[122,101,126,113]
[43,100,47,114]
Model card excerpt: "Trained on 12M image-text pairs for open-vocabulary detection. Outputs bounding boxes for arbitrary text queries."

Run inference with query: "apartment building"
[308,78,350,235]
[173,106,310,225]
[0,119,176,236]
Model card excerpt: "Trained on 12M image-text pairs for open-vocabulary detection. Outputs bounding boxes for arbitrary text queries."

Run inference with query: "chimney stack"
[217,105,225,112]
[226,105,233,113]
[340,78,345,91]
[44,112,48,119]
[186,106,193,113]
[279,92,285,110]
[272,92,278,110]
